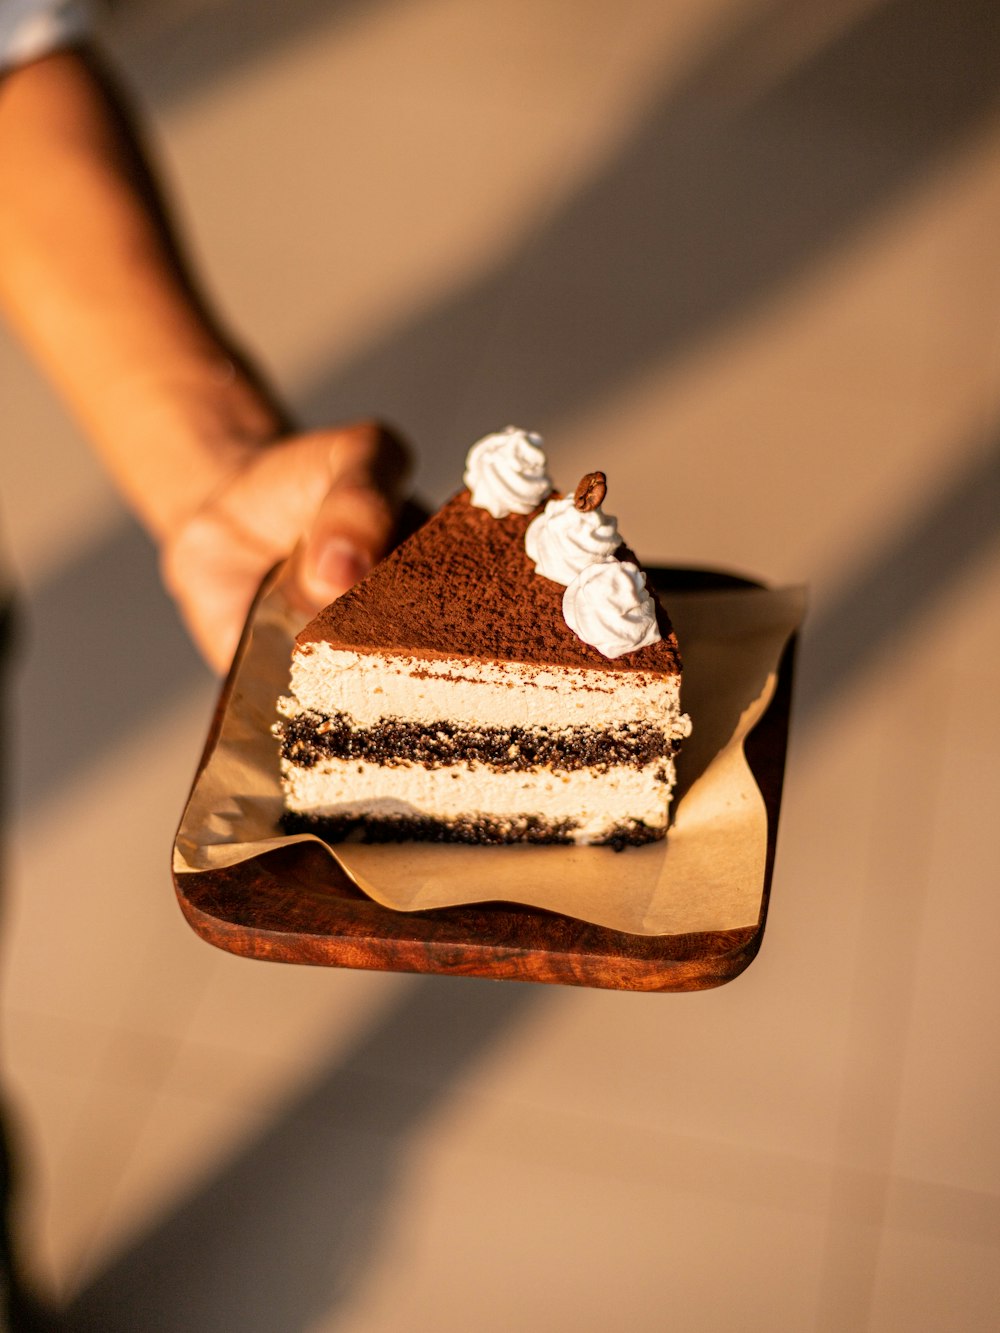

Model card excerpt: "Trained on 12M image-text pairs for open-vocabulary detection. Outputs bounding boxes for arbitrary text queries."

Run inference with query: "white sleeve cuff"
[0,0,93,75]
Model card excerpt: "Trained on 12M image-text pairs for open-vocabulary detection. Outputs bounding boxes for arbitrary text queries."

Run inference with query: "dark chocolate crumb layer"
[280,811,576,845]
[280,811,665,849]
[278,710,679,774]
[597,820,667,851]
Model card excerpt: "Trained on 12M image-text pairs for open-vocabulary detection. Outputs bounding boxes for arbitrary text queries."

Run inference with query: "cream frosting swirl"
[524,494,622,585]
[562,558,662,659]
[464,427,551,517]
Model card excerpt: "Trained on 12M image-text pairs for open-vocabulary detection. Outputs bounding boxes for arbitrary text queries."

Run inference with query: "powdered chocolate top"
[298,491,681,675]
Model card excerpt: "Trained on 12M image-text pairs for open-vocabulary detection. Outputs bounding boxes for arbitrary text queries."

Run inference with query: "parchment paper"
[174,569,806,936]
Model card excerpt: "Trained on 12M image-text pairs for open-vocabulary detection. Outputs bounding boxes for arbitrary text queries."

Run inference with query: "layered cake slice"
[276,428,690,847]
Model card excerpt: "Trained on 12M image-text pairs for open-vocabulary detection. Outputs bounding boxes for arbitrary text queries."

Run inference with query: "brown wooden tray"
[173,569,796,992]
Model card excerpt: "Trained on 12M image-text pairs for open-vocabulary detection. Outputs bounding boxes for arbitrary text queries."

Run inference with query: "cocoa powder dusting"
[297,491,681,674]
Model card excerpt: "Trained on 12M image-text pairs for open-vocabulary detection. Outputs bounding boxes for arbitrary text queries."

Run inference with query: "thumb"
[296,421,410,608]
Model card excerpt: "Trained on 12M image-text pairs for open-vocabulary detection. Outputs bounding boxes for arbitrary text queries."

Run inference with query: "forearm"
[0,46,286,540]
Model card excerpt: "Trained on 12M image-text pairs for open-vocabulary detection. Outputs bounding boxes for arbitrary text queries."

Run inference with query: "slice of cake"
[276,428,690,848]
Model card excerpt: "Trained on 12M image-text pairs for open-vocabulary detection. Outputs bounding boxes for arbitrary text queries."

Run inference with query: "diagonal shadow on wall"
[794,432,1000,732]
[57,973,542,1332]
[292,0,1000,495]
[102,0,393,110]
[8,519,213,817]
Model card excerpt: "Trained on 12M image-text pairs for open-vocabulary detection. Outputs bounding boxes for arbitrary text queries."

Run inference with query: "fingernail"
[310,538,372,595]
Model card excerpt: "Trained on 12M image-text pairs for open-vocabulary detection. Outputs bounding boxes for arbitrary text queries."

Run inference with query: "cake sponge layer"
[288,646,689,737]
[279,754,676,845]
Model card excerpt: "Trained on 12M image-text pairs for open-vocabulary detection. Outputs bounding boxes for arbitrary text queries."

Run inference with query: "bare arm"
[0,47,407,669]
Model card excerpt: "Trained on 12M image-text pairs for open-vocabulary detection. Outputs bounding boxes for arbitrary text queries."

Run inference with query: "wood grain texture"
[173,569,796,992]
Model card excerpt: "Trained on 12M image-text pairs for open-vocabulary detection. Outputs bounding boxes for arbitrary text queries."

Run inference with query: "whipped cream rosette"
[563,558,662,659]
[464,426,552,517]
[522,469,658,660]
[525,481,622,584]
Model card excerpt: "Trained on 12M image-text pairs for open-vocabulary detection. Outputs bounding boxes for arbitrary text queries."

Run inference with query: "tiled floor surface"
[1,0,998,1328]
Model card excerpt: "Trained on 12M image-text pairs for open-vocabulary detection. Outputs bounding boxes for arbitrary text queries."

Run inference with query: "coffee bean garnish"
[573,471,607,512]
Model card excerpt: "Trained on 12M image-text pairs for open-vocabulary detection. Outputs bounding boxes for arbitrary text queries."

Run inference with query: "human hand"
[160,419,410,673]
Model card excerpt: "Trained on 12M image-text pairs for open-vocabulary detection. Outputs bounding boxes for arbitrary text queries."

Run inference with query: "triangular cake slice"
[276,434,690,848]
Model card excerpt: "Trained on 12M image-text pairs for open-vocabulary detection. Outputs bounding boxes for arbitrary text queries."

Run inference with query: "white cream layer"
[281,756,676,843]
[289,645,689,738]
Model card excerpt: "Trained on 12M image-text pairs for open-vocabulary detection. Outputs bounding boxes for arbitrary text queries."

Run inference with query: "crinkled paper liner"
[174,568,806,937]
